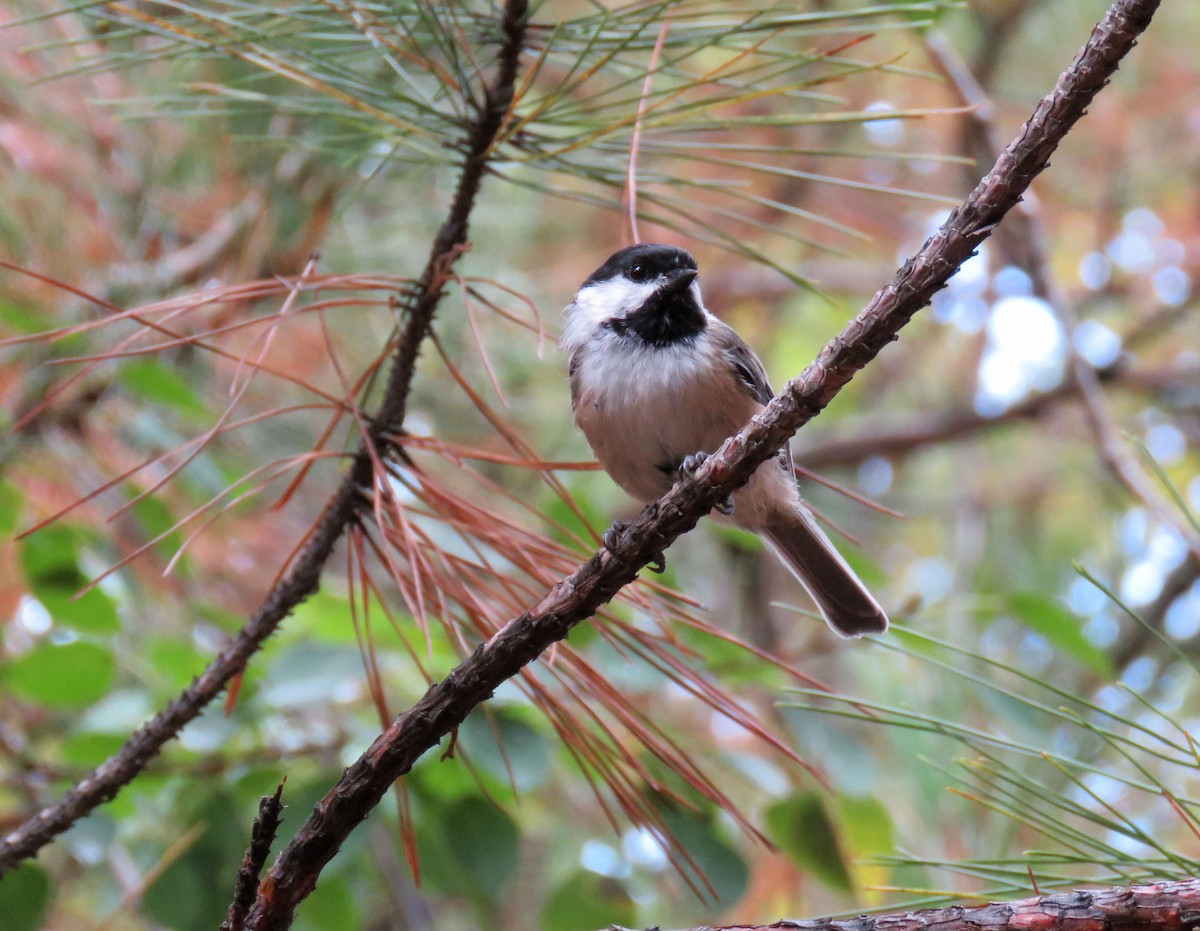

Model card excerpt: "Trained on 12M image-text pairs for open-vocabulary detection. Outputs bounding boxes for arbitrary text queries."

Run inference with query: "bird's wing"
[568,349,583,412]
[714,320,795,477]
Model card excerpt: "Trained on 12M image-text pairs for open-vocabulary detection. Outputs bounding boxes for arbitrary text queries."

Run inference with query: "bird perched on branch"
[562,243,887,637]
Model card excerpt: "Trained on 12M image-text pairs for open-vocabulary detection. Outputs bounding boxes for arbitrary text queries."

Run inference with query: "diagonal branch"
[239,0,1163,926]
[0,0,530,877]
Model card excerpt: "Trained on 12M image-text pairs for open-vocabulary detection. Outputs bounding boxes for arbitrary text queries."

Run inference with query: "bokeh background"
[2,1,1200,929]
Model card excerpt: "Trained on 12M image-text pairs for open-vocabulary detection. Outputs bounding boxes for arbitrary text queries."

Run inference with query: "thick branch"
[241,1,1162,927]
[0,0,529,875]
[669,878,1200,931]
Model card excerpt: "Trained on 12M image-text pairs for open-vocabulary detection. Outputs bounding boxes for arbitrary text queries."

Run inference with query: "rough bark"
[668,878,1200,931]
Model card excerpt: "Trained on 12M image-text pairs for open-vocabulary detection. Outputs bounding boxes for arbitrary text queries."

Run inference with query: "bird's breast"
[572,335,761,503]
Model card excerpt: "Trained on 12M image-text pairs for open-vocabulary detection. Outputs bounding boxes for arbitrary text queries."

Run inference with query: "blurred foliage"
[1,0,1200,930]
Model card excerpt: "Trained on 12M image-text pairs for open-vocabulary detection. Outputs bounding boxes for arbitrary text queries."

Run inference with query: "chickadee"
[562,243,888,637]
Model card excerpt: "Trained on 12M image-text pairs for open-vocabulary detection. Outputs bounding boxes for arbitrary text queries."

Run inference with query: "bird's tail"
[763,506,888,638]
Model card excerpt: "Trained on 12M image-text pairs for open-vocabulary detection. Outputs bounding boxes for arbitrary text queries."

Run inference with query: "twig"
[0,0,530,877]
[238,1,1163,926]
[655,877,1200,931]
[797,361,1196,469]
[222,782,287,931]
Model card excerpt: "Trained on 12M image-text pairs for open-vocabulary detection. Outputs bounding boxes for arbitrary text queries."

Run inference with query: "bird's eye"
[628,264,649,283]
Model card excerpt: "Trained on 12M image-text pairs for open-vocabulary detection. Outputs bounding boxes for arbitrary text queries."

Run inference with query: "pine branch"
[0,0,530,877]
[653,878,1200,931]
[221,782,286,931]
[237,0,1163,927]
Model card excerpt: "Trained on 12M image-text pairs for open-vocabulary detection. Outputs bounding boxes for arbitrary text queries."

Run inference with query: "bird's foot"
[679,451,735,516]
[678,451,709,477]
[601,519,628,555]
[603,519,667,573]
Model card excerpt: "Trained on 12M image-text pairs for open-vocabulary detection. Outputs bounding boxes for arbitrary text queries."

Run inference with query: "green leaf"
[128,493,186,570]
[541,870,636,931]
[459,708,552,793]
[294,874,362,931]
[34,586,120,635]
[1005,591,1112,675]
[288,590,359,645]
[20,525,86,589]
[837,794,897,890]
[145,636,207,693]
[659,806,748,906]
[61,731,127,768]
[142,793,243,931]
[7,641,116,709]
[410,749,488,804]
[766,792,852,893]
[0,300,47,335]
[20,526,120,633]
[837,794,895,856]
[121,359,207,416]
[442,795,520,901]
[0,863,51,931]
[0,480,20,536]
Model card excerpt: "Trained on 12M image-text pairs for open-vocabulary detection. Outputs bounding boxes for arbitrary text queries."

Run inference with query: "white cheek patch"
[560,277,660,354]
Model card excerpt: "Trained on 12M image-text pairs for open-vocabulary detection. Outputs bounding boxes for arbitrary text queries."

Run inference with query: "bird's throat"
[612,290,706,347]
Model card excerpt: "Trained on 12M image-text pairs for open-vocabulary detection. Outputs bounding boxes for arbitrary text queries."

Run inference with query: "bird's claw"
[601,519,628,555]
[603,519,667,574]
[679,451,709,477]
[679,451,735,516]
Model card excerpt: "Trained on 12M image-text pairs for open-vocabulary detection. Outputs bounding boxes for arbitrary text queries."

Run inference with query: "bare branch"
[221,782,286,931]
[237,1,1164,926]
[654,877,1200,931]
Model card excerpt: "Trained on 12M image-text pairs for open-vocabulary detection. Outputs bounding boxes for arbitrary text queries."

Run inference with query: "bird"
[561,242,887,637]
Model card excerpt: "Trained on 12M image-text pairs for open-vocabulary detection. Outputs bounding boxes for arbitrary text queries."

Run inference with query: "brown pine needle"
[463,278,546,354]
[795,462,907,520]
[457,276,510,407]
[17,404,337,542]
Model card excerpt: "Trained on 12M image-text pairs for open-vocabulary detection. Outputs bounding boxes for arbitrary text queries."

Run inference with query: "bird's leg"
[679,452,735,516]
[602,518,666,574]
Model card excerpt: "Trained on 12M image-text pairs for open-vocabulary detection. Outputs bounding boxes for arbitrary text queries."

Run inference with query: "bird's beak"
[661,267,698,295]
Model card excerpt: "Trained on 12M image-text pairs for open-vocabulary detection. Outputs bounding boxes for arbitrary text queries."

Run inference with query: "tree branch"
[239,0,1163,926]
[797,361,1198,470]
[658,878,1200,931]
[0,0,530,876]
[221,782,286,931]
